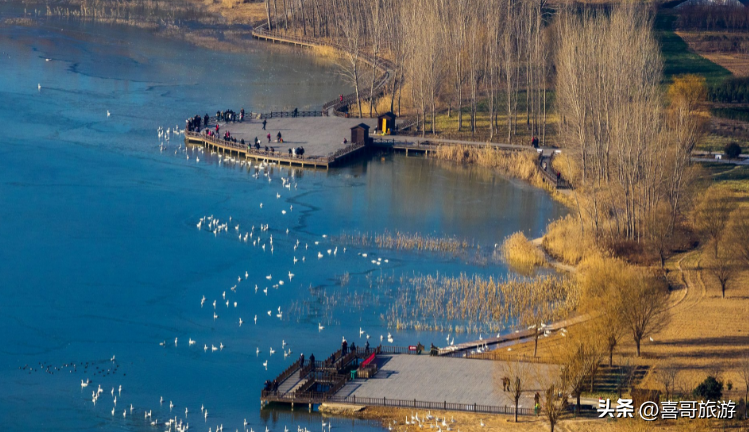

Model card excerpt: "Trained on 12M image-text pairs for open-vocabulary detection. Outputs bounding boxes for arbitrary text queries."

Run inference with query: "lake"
[0,16,567,432]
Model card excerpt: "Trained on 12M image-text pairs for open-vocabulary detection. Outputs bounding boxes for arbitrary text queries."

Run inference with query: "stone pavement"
[336,354,560,409]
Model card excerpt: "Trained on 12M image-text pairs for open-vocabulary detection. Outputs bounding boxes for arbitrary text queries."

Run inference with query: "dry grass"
[631,251,749,399]
[542,215,598,266]
[500,245,749,403]
[334,230,473,255]
[433,145,549,190]
[185,0,267,25]
[352,405,733,432]
[502,231,547,271]
[388,273,578,334]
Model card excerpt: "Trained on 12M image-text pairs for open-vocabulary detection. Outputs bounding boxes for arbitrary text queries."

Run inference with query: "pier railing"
[262,392,531,416]
[276,358,302,384]
[258,111,327,119]
[185,131,332,163]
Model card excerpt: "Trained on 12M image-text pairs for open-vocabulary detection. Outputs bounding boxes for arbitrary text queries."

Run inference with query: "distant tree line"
[263,0,554,142]
[676,1,749,31]
[709,76,749,103]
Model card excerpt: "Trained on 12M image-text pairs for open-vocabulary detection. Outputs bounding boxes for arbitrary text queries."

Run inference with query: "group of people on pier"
[263,379,279,392]
[185,114,209,133]
[185,108,318,160]
[216,108,244,123]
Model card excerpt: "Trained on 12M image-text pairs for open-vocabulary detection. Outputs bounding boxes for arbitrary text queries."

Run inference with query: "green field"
[655,13,732,85]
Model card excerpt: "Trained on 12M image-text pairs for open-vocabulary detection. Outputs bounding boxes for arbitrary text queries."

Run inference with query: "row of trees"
[676,1,749,31]
[694,188,749,298]
[709,76,749,103]
[262,0,553,141]
[556,6,703,256]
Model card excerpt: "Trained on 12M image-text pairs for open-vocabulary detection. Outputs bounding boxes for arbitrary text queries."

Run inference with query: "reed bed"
[387,273,579,334]
[501,231,546,270]
[542,214,599,266]
[432,145,550,191]
[2,18,36,26]
[39,0,221,29]
[335,230,476,255]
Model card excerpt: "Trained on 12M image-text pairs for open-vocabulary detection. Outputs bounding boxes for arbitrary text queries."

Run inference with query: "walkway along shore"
[251,22,393,118]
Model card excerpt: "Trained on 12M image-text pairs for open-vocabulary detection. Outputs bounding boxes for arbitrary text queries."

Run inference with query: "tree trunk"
[282,0,288,30]
[272,0,279,30]
[265,0,271,30]
[635,338,641,357]
[298,0,305,36]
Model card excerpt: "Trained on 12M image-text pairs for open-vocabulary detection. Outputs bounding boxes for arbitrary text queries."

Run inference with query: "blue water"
[0,17,566,432]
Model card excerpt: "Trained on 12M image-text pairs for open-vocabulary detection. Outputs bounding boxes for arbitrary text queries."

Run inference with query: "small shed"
[351,123,370,144]
[377,112,397,134]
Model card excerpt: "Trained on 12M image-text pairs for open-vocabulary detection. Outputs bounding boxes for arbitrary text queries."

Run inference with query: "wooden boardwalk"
[185,131,364,169]
[251,23,393,118]
[439,314,589,357]
[184,115,378,168]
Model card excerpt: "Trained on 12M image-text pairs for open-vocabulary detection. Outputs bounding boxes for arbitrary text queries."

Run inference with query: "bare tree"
[738,355,749,419]
[561,333,602,412]
[336,0,365,118]
[616,274,670,357]
[693,187,737,256]
[542,382,566,432]
[654,364,680,400]
[727,207,749,266]
[499,359,533,422]
[705,237,739,298]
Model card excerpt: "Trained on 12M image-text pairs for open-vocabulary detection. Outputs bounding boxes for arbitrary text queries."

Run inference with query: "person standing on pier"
[342,338,348,355]
[309,354,315,371]
[267,133,271,143]
[299,353,305,367]
[262,119,267,130]
[204,114,209,127]
[276,131,282,142]
[240,108,245,122]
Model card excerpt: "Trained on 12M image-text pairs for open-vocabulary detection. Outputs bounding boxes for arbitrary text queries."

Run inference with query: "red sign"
[408,345,417,351]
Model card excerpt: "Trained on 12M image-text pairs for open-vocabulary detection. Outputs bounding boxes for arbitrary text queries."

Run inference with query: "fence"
[263,392,531,416]
[259,111,327,119]
[185,131,331,164]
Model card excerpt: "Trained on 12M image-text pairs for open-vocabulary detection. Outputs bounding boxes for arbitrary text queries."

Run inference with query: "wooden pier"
[183,113,376,169]
[185,131,367,169]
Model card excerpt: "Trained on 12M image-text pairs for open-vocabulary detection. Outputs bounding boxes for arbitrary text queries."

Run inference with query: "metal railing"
[259,111,327,119]
[262,392,531,416]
